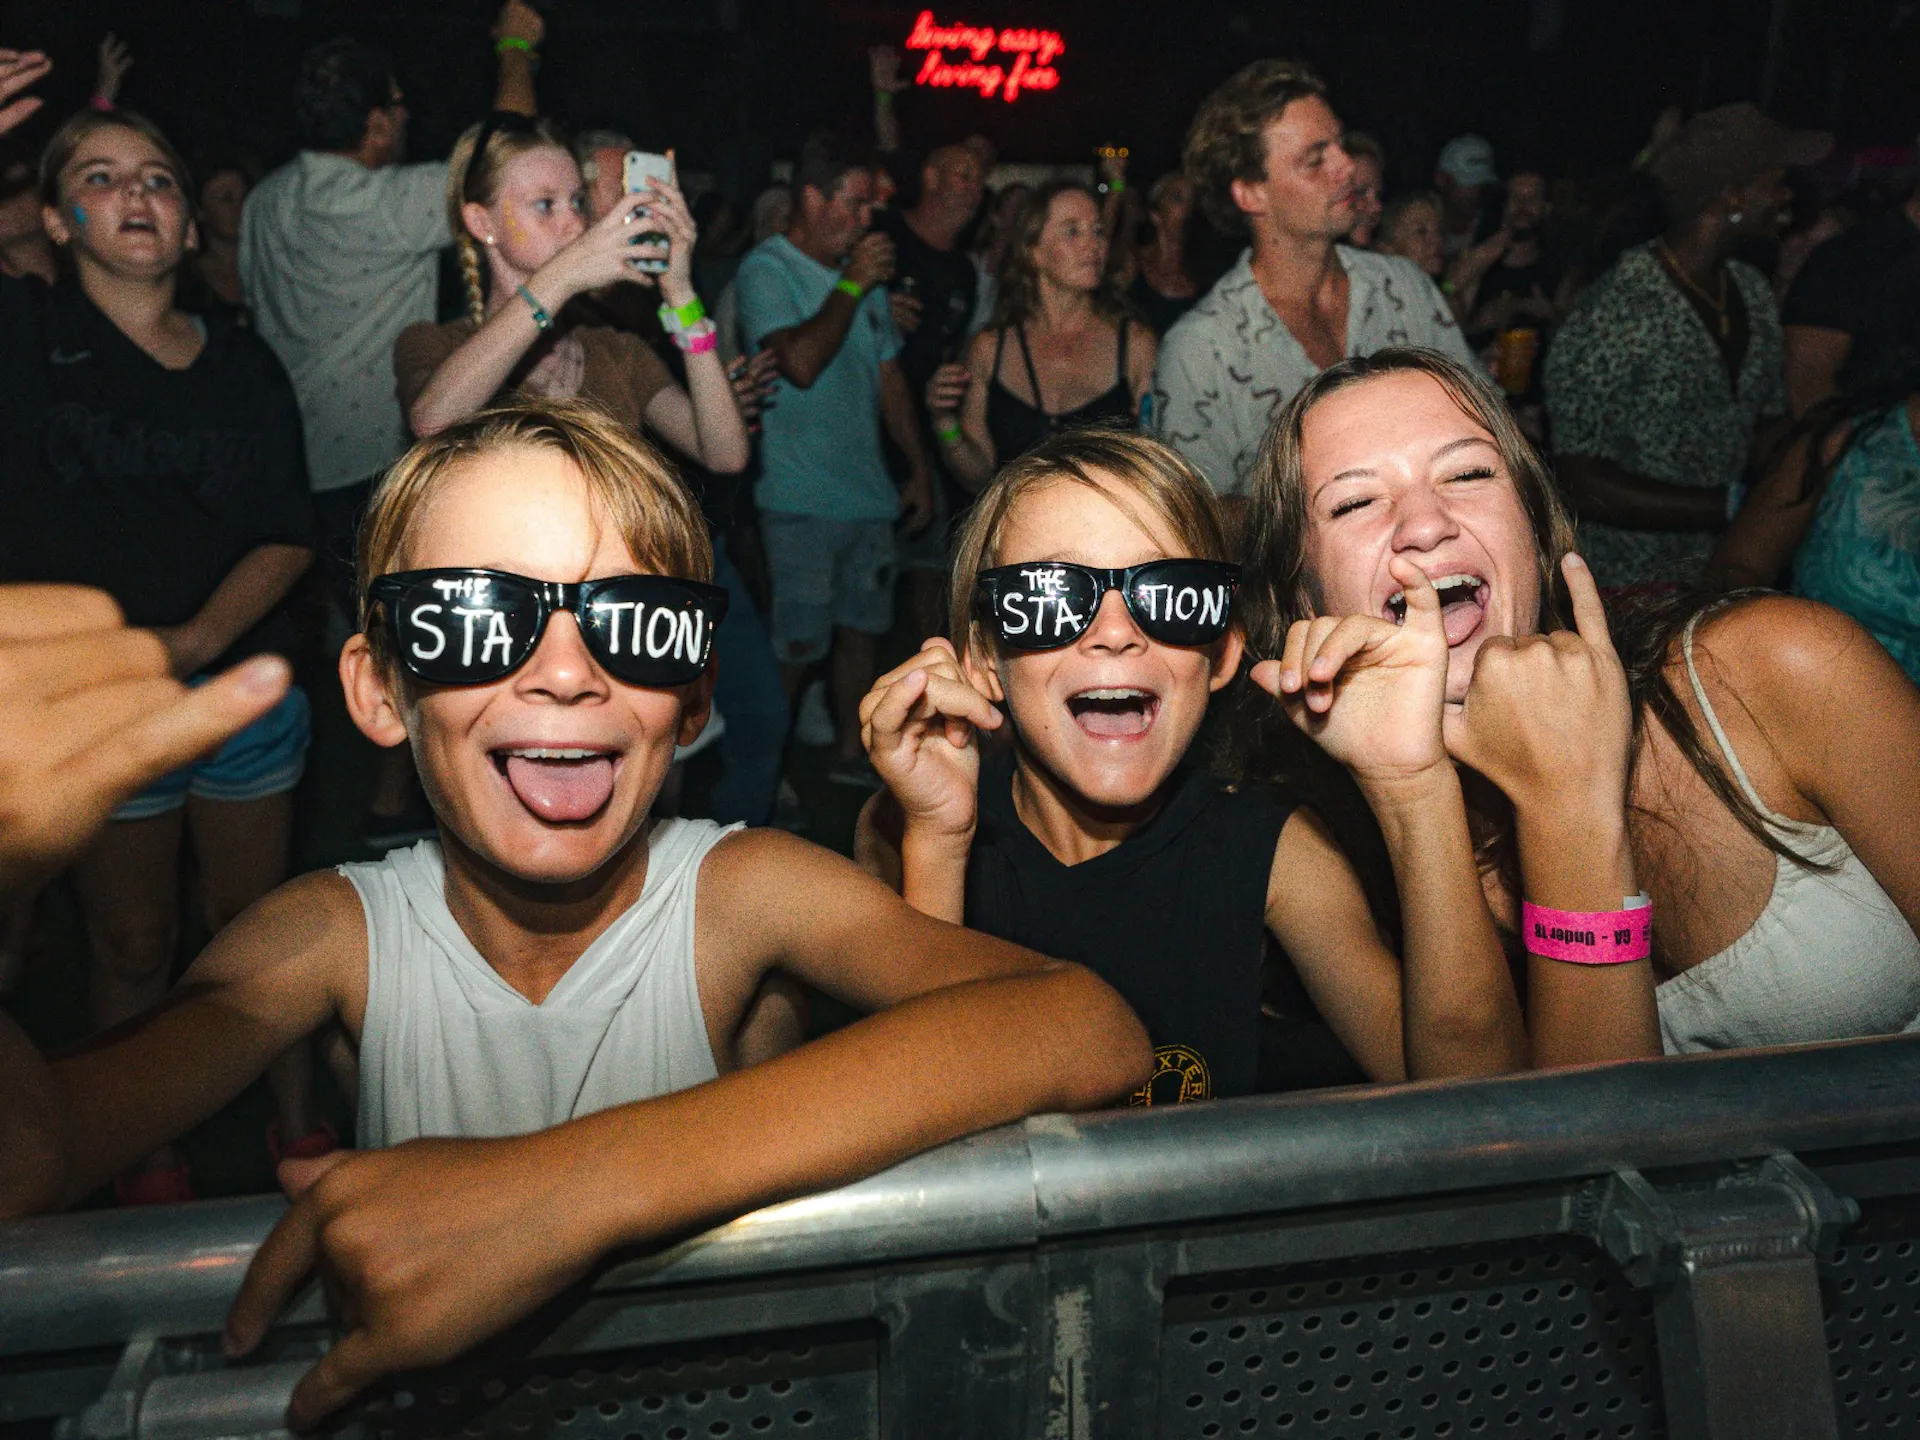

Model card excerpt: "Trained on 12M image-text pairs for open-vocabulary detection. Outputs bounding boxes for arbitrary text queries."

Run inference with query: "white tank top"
[342,818,738,1148]
[1655,623,1920,1053]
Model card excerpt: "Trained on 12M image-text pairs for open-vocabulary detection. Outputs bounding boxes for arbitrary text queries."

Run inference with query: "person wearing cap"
[1434,134,1497,259]
[1543,103,1830,589]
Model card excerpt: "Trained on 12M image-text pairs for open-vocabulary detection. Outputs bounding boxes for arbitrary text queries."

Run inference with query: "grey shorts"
[759,511,897,663]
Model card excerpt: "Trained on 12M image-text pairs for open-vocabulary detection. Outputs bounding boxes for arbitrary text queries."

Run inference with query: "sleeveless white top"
[342,818,738,1147]
[1655,624,1920,1052]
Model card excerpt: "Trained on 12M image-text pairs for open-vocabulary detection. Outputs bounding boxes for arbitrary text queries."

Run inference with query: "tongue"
[1074,702,1152,738]
[1440,594,1485,647]
[503,756,616,822]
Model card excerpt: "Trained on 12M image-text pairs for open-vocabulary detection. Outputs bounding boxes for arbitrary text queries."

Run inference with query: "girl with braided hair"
[394,115,747,475]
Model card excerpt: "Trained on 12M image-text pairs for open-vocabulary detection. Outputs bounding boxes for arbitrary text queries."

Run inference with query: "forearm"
[682,349,753,473]
[873,93,900,153]
[1557,453,1728,530]
[173,544,312,672]
[1362,767,1527,1079]
[898,823,970,923]
[936,427,995,487]
[561,961,1151,1253]
[0,1008,64,1219]
[767,293,863,388]
[881,365,933,475]
[1513,801,1659,1066]
[493,48,536,117]
[410,298,549,435]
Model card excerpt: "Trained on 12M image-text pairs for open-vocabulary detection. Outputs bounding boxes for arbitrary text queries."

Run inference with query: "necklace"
[1656,239,1730,338]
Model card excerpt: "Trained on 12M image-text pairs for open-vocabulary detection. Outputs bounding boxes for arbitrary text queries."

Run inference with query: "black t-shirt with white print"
[0,275,313,668]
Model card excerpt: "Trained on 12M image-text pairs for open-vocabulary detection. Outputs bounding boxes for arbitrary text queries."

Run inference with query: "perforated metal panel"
[1824,1199,1920,1435]
[1160,1238,1665,1440]
[361,1329,878,1440]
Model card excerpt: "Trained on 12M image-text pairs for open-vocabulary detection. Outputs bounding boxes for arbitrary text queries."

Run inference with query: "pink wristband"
[1521,895,1652,966]
[88,94,115,113]
[677,324,718,356]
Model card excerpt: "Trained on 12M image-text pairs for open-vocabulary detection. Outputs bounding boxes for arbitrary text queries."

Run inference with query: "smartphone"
[621,150,675,275]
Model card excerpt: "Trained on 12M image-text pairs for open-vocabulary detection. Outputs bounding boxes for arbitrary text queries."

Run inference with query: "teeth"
[1386,575,1485,613]
[504,747,604,760]
[1074,688,1151,701]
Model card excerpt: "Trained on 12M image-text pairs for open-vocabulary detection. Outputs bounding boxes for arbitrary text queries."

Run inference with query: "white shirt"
[1150,246,1476,497]
[346,819,738,1148]
[240,152,450,493]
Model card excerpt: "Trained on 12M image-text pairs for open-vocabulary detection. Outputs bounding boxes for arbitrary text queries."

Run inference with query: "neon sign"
[904,10,1065,102]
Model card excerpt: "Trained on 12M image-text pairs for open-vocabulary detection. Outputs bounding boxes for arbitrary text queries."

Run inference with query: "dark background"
[1,0,1912,201]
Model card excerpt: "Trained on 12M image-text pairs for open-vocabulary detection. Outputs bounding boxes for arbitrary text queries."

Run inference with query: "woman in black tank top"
[927,180,1156,493]
[854,430,1533,1104]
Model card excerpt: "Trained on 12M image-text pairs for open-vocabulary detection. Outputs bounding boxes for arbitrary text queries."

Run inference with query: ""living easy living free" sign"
[904,10,1065,102]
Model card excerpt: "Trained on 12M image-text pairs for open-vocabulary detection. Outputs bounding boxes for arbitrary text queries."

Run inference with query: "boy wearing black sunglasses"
[857,429,1528,1106]
[3,400,1151,1428]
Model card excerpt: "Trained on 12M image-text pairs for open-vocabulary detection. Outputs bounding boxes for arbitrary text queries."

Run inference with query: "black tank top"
[964,747,1349,1104]
[985,320,1136,465]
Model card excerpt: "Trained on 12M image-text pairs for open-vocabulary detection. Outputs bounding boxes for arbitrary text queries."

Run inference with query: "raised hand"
[1251,555,1452,787]
[1442,553,1631,817]
[843,231,896,293]
[926,361,969,418]
[493,0,545,50]
[869,44,908,96]
[857,638,1001,842]
[0,585,290,905]
[889,289,923,335]
[0,48,51,135]
[639,158,700,308]
[92,33,132,105]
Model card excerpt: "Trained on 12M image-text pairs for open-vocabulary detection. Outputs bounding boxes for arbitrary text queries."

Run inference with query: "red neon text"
[904,10,1064,102]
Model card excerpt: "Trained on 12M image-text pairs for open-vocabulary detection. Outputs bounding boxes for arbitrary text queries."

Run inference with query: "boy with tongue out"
[3,400,1152,1431]
[856,429,1528,1106]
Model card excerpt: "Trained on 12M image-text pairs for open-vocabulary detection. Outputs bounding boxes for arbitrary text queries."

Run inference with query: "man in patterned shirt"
[1544,104,1829,589]
[1151,59,1473,507]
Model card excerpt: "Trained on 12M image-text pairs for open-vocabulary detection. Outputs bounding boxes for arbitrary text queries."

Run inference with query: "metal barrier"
[8,1035,1920,1440]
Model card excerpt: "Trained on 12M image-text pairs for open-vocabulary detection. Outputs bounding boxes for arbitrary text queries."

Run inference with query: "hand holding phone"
[621,150,676,275]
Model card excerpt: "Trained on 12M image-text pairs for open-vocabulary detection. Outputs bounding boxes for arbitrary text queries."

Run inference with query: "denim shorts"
[758,512,897,663]
[111,683,312,821]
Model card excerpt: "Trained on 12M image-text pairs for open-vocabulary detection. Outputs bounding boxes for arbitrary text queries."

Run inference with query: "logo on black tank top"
[1130,1043,1212,1106]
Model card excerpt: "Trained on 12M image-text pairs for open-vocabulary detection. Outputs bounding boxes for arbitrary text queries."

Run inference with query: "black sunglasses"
[973,559,1240,651]
[369,568,728,688]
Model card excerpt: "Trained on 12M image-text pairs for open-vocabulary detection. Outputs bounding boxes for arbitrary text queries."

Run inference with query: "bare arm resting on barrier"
[222,834,1150,1429]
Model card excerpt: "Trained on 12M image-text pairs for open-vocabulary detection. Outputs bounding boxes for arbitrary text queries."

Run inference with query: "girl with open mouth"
[1228,346,1920,1062]
[858,429,1532,1106]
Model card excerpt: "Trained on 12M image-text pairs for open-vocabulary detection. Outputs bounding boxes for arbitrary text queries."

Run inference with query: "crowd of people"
[0,5,1918,1420]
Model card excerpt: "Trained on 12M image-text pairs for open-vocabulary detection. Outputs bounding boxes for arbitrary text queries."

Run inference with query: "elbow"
[0,1124,69,1221]
[1049,964,1152,1110]
[706,442,752,476]
[1408,1007,1529,1082]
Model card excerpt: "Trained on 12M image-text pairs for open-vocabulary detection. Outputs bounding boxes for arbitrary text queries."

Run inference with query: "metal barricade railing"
[8,1035,1920,1440]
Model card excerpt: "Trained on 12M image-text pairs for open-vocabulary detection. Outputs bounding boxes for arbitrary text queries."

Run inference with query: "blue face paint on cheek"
[70,205,86,226]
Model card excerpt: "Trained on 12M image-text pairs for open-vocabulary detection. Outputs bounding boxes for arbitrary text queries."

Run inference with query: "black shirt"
[1782,208,1920,395]
[875,207,979,396]
[0,275,313,668]
[963,748,1304,1104]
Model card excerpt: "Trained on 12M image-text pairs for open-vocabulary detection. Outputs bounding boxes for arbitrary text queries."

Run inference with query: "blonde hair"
[358,397,713,666]
[947,429,1231,661]
[445,116,573,327]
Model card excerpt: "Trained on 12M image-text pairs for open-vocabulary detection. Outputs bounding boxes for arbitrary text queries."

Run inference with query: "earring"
[1728,210,1744,226]
[485,235,498,246]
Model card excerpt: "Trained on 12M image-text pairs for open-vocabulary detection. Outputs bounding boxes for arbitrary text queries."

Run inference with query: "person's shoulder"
[1682,593,1893,714]
[1342,245,1423,288]
[699,825,860,900]
[736,236,791,276]
[208,867,365,977]
[1727,256,1776,307]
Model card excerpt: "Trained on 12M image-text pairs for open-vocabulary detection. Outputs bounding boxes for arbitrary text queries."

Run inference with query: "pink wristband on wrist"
[679,326,718,356]
[1521,895,1652,966]
[88,95,115,113]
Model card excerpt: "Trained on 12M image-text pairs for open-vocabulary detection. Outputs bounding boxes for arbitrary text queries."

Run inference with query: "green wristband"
[935,422,962,445]
[835,277,865,300]
[495,36,534,54]
[658,296,706,332]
